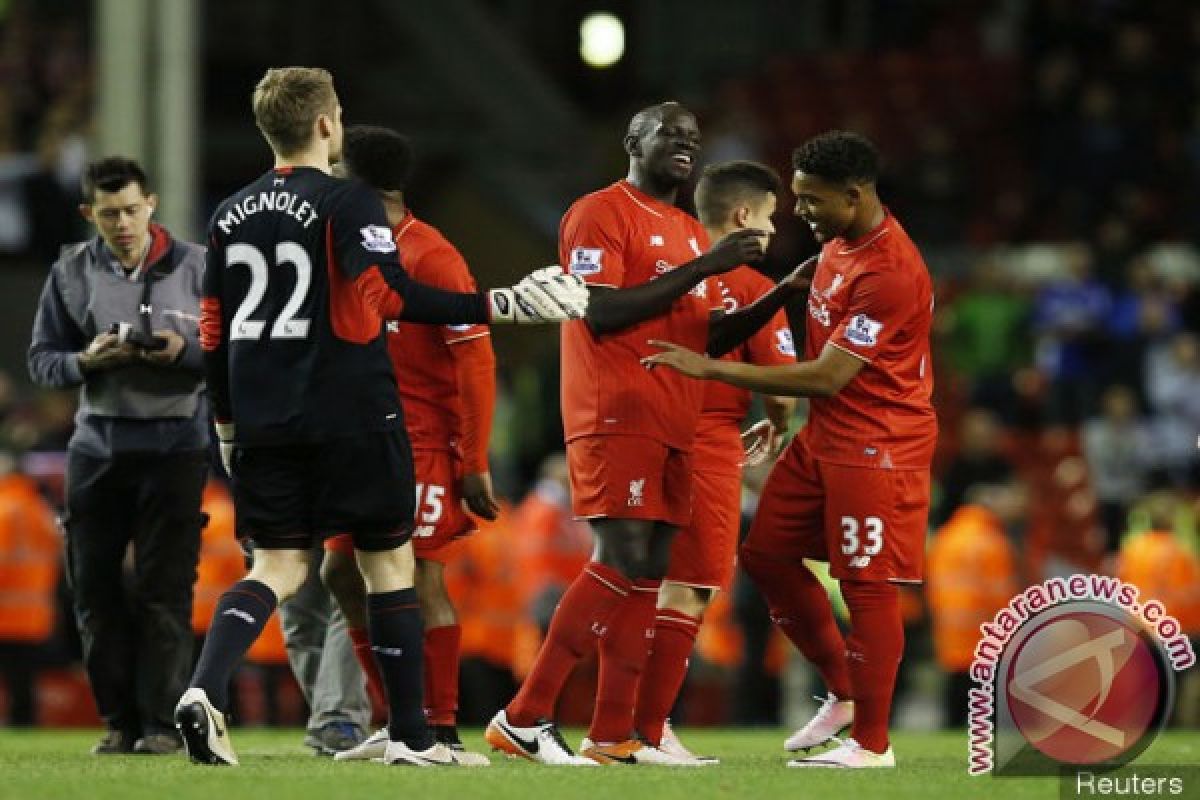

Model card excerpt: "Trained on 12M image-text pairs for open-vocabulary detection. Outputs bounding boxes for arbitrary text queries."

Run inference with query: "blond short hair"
[252,67,337,156]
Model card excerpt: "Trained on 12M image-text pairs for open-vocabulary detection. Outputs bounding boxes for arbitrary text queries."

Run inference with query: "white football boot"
[383,739,457,766]
[485,710,596,765]
[787,737,895,768]
[333,727,388,762]
[174,688,238,766]
[579,736,706,767]
[658,720,719,765]
[784,693,854,751]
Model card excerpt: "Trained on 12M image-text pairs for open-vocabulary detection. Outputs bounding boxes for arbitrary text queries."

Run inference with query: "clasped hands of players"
[487,266,590,324]
[641,253,818,380]
[78,329,187,373]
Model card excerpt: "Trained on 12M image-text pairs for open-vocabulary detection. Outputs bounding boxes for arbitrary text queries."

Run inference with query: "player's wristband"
[486,288,520,324]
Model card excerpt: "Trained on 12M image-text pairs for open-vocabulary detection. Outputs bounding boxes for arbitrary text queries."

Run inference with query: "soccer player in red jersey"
[645,131,936,768]
[626,160,797,764]
[318,126,497,766]
[486,103,810,766]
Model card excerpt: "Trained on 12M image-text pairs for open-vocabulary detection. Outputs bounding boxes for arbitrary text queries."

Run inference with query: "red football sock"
[423,624,462,727]
[348,625,387,718]
[633,608,701,746]
[841,580,904,753]
[588,578,661,744]
[740,547,851,698]
[507,563,631,726]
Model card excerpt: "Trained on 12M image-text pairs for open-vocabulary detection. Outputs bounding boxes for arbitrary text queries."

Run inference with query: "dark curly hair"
[341,125,414,192]
[694,160,781,228]
[792,130,880,184]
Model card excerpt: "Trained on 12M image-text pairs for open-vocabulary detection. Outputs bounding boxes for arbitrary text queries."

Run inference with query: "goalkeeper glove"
[488,266,589,324]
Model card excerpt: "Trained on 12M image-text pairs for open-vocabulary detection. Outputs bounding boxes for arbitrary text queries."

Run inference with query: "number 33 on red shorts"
[744,432,929,583]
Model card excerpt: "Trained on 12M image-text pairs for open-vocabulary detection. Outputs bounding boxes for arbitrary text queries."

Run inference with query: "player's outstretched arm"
[339,189,586,325]
[643,340,864,398]
[585,228,767,336]
[706,255,816,357]
[365,263,587,325]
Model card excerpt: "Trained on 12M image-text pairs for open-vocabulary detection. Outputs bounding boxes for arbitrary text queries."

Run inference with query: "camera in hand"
[109,322,167,351]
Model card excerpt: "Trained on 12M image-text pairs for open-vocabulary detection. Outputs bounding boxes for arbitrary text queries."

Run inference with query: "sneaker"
[784,693,854,752]
[579,737,704,767]
[305,721,364,756]
[383,738,457,766]
[432,724,490,767]
[91,730,136,755]
[484,709,596,766]
[174,687,238,766]
[333,728,388,762]
[133,732,184,755]
[658,720,719,765]
[787,737,895,768]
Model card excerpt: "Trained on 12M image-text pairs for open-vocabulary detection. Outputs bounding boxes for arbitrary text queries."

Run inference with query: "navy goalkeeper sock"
[368,588,432,749]
[191,579,277,710]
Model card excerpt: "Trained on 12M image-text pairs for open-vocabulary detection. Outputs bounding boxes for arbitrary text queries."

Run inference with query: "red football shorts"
[744,432,929,583]
[666,464,741,590]
[567,435,693,527]
[324,447,474,564]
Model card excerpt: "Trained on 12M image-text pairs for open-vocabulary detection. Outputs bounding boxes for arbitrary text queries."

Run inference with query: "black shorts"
[231,430,415,551]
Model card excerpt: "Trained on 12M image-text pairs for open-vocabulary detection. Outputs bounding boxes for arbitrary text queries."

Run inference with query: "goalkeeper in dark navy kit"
[175,66,587,768]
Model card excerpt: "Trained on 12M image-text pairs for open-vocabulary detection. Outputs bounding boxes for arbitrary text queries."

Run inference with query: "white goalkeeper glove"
[488,266,589,324]
[215,422,236,476]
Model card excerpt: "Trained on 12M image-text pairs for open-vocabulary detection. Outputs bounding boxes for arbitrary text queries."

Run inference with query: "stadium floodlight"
[580,12,625,69]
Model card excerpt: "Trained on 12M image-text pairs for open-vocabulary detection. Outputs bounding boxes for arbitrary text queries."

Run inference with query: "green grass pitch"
[1,729,1196,800]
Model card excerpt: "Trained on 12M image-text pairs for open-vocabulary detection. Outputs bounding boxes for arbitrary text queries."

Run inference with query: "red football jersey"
[559,181,721,450]
[803,211,936,469]
[701,266,796,425]
[694,266,796,472]
[386,213,491,452]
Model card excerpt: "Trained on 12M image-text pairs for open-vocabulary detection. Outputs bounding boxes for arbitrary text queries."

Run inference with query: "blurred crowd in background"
[0,0,1198,733]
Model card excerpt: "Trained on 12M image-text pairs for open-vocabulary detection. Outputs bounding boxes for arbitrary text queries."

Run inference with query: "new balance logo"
[628,478,645,507]
[222,608,256,625]
[649,235,664,246]
[848,556,872,569]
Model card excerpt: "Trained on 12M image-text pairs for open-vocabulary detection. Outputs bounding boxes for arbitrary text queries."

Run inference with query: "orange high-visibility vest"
[1117,530,1200,635]
[0,474,60,642]
[191,481,246,636]
[927,505,1017,671]
[512,489,593,607]
[444,504,539,674]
